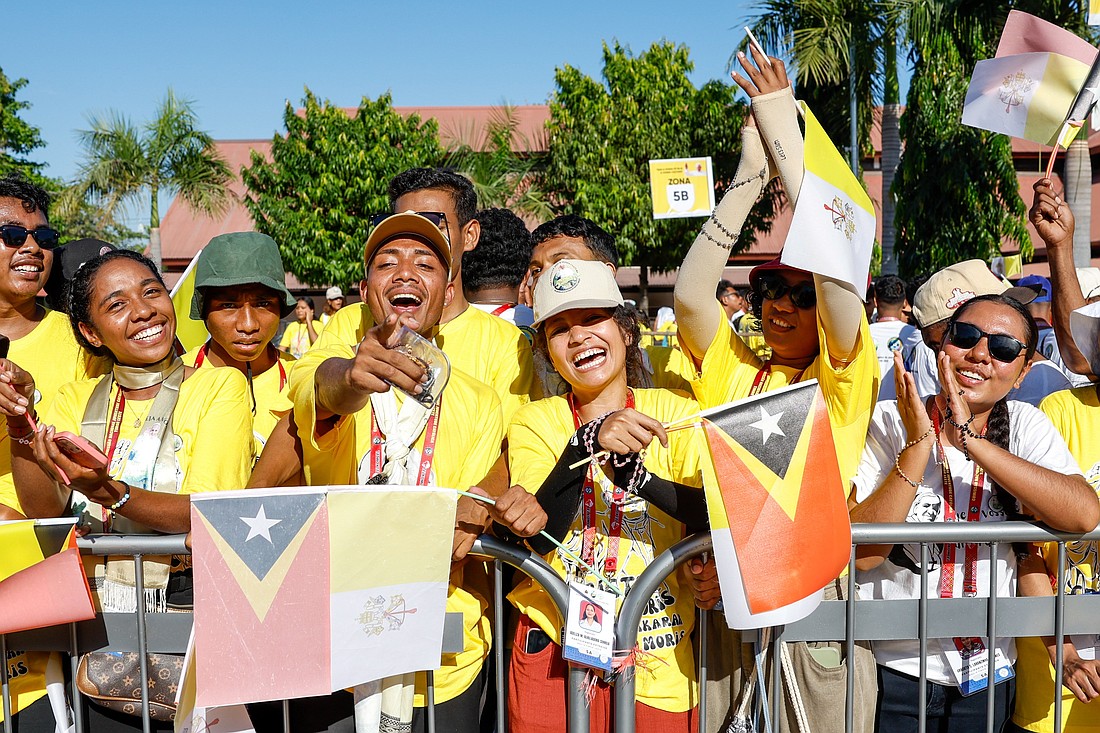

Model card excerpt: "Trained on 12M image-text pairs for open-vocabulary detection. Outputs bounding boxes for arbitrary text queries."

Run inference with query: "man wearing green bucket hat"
[184,232,297,452]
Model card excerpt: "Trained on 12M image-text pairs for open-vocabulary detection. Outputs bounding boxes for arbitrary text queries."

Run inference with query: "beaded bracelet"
[109,484,132,512]
[894,426,934,488]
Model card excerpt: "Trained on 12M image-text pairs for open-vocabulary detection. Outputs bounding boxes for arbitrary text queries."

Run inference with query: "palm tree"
[445,105,553,222]
[72,89,232,269]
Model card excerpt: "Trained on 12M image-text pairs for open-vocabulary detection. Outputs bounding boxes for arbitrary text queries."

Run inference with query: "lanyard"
[195,342,287,391]
[932,407,987,598]
[569,389,635,577]
[489,303,515,317]
[749,362,807,397]
[368,397,443,486]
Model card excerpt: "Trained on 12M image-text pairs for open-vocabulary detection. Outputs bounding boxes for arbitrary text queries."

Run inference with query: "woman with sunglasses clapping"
[849,293,1099,732]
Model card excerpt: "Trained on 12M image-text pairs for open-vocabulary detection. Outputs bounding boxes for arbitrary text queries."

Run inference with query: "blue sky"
[7,1,907,228]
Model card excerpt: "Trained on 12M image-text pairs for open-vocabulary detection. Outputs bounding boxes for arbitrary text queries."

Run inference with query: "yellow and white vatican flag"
[962,11,1098,147]
[780,102,876,296]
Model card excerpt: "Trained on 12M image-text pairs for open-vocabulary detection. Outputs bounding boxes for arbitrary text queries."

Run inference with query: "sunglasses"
[756,275,816,309]
[946,321,1027,363]
[369,211,448,232]
[0,225,61,250]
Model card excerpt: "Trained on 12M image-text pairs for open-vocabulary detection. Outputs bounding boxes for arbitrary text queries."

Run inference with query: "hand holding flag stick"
[744,27,773,67]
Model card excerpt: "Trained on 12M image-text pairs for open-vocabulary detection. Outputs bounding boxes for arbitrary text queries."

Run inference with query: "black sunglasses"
[946,321,1026,363]
[369,211,448,231]
[0,225,61,250]
[756,275,816,309]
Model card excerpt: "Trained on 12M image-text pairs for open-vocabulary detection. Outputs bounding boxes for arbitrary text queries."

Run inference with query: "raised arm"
[1030,178,1095,377]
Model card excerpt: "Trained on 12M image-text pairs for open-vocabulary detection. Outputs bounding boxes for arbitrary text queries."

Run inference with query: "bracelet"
[109,484,132,512]
[902,426,933,451]
[894,455,925,489]
[8,428,34,445]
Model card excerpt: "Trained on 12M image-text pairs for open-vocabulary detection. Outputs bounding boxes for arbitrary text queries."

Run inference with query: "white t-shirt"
[1006,359,1072,407]
[852,399,1082,684]
[869,319,908,378]
[471,301,535,329]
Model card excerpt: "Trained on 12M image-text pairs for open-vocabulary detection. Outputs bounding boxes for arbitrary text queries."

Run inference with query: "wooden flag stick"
[1045,140,1061,180]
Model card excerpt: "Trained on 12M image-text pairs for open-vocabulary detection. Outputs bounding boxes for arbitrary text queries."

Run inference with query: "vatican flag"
[780,103,876,296]
[171,249,209,352]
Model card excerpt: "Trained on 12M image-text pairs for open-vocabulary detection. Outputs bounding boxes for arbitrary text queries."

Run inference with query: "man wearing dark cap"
[183,232,297,452]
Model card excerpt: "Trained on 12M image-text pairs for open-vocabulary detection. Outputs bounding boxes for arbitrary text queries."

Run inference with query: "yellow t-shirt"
[506,388,703,713]
[0,309,107,514]
[291,346,504,706]
[691,301,877,486]
[280,321,323,359]
[645,345,695,393]
[299,302,535,423]
[1013,387,1100,733]
[182,344,294,453]
[46,367,254,510]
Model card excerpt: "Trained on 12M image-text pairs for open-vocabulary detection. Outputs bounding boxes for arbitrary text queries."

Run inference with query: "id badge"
[562,582,616,672]
[942,637,1014,696]
[1071,634,1100,661]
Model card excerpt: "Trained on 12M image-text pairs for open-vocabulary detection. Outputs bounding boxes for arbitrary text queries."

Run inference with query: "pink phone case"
[53,432,109,470]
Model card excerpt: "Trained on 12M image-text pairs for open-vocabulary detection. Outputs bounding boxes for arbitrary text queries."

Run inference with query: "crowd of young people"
[1,46,1099,733]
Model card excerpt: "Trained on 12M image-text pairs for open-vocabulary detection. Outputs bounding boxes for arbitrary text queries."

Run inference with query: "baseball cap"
[189,232,296,319]
[363,211,452,275]
[1016,274,1051,303]
[532,259,623,326]
[44,238,117,311]
[1070,301,1100,376]
[748,257,809,289]
[911,259,1038,328]
[325,286,344,300]
[1077,267,1100,300]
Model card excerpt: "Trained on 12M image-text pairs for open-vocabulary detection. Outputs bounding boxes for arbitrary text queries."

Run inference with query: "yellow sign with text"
[649,157,715,219]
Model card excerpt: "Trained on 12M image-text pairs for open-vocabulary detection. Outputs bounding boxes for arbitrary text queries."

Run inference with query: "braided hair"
[943,294,1038,555]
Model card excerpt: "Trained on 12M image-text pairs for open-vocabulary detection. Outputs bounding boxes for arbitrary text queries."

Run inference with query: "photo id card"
[562,582,616,672]
[942,636,1014,696]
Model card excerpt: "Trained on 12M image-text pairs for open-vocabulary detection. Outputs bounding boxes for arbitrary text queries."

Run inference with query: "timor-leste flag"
[780,103,876,296]
[0,518,94,633]
[699,381,851,629]
[191,488,331,706]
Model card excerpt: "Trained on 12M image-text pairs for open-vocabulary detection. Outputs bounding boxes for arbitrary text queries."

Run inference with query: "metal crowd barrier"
[3,524,1100,733]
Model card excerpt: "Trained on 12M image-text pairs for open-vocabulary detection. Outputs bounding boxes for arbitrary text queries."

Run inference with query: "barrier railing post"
[2,634,12,733]
[71,622,85,733]
[845,549,856,733]
[986,541,998,733]
[426,670,435,733]
[612,533,711,733]
[918,543,929,732]
[133,554,152,733]
[493,559,506,733]
[1055,542,1067,733]
[697,608,707,733]
[770,627,782,729]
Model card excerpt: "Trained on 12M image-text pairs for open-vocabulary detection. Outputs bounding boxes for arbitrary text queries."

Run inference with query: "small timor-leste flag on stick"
[963,11,1099,149]
[0,518,95,634]
[779,102,876,297]
[698,381,852,629]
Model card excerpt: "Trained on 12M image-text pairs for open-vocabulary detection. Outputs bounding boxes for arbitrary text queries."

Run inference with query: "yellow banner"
[649,157,715,219]
[171,249,209,352]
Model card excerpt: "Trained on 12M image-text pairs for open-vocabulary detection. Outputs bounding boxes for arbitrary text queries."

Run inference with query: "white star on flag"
[240,505,281,544]
[749,406,785,445]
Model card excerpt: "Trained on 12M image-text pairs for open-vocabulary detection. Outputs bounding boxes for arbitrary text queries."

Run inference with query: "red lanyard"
[749,362,807,397]
[105,389,126,467]
[489,303,515,317]
[368,397,443,486]
[569,389,635,576]
[195,342,287,390]
[932,407,987,598]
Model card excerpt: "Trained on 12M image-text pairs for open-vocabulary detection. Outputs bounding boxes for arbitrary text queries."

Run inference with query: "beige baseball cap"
[911,259,1037,328]
[532,259,624,326]
[363,211,452,276]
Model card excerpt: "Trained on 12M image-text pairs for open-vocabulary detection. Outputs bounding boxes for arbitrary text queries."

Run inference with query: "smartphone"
[54,432,110,470]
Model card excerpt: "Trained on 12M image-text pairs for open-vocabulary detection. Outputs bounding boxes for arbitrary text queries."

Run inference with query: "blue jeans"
[877,664,1014,733]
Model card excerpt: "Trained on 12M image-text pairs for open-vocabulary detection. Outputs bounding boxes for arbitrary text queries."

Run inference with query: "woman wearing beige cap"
[502,258,707,733]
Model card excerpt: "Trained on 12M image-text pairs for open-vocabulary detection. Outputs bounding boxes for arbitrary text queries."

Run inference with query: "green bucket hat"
[189,232,296,320]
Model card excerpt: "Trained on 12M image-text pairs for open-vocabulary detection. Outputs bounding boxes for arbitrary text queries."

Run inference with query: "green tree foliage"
[543,41,780,283]
[0,67,45,179]
[73,89,232,266]
[893,30,1029,278]
[243,90,445,290]
[446,106,552,221]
